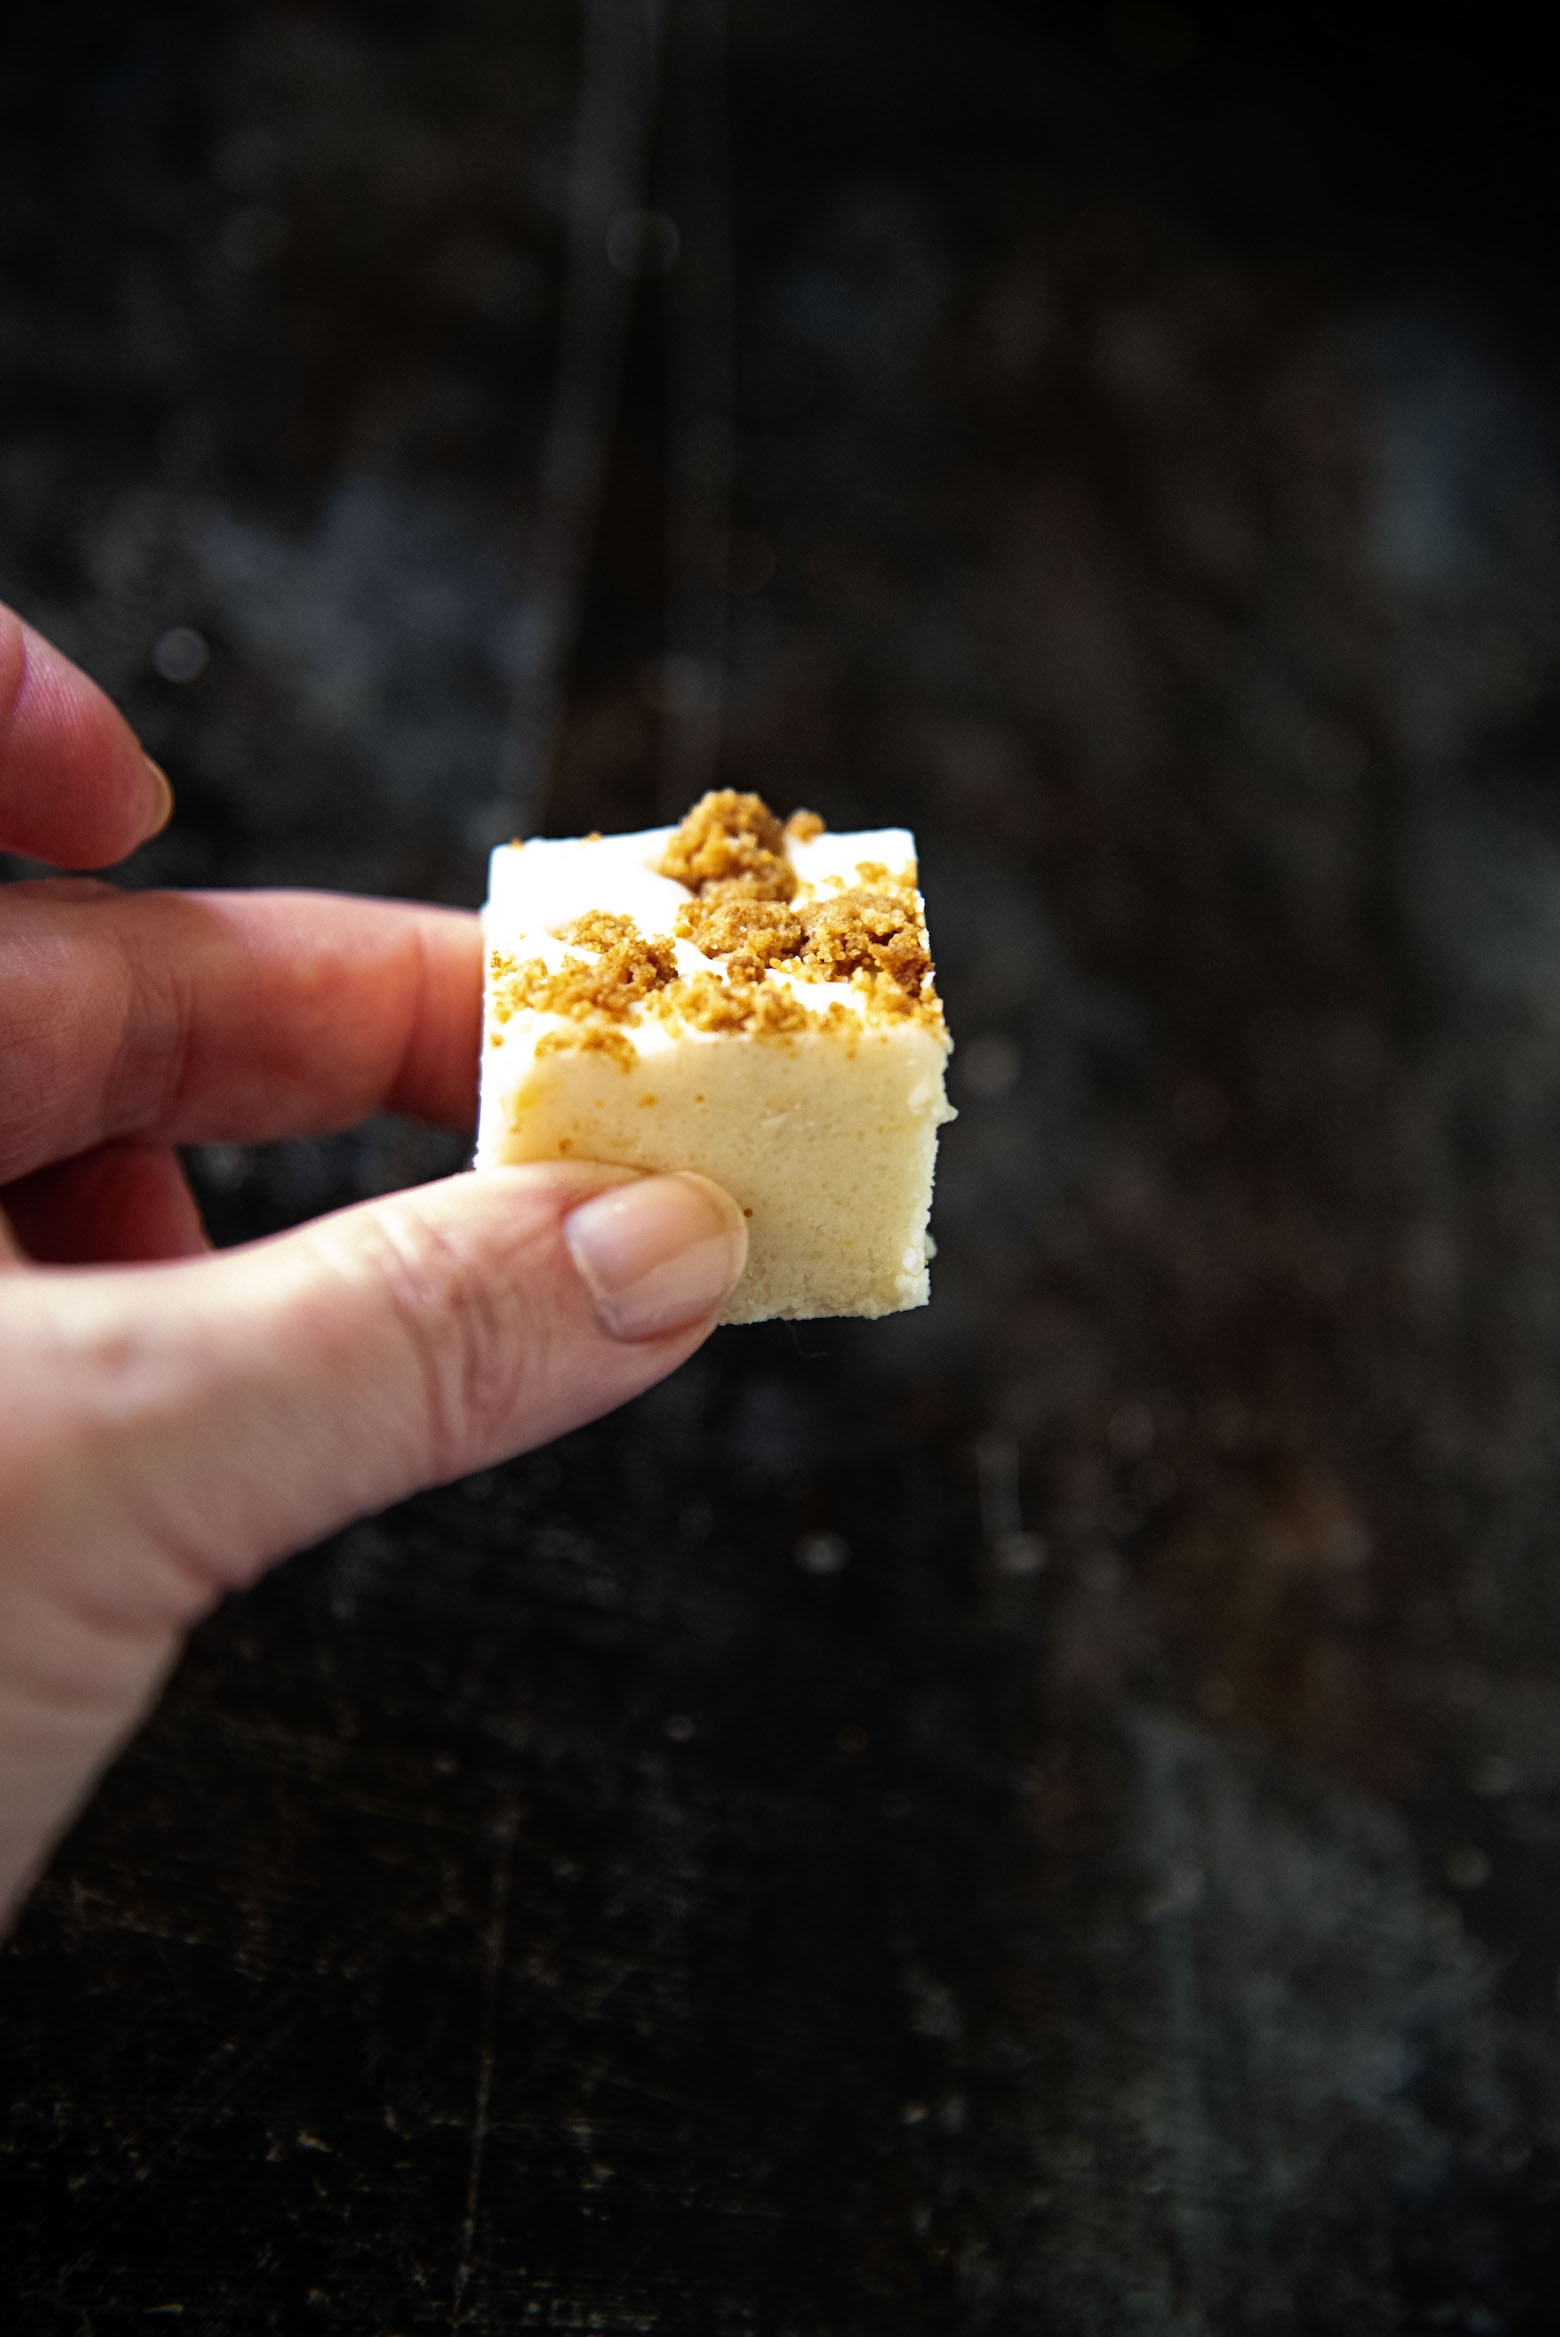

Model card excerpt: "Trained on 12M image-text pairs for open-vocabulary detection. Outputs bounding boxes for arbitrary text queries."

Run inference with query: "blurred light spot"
[991,1530,1048,1577]
[975,1428,1023,1541]
[1142,1860,1206,1919]
[152,626,210,683]
[1445,1845,1492,1891]
[464,800,518,853]
[729,1376,807,1474]
[901,2100,929,2126]
[644,652,714,717]
[606,207,680,279]
[960,1032,1021,1100]
[221,205,287,270]
[1470,1753,1517,1797]
[196,1142,248,1190]
[213,127,282,194]
[1108,1401,1157,1458]
[836,1724,869,1755]
[711,529,776,595]
[796,1529,850,1575]
[663,1713,696,1743]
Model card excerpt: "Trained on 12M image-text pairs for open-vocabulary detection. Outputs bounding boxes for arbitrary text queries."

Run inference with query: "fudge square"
[476,790,955,1323]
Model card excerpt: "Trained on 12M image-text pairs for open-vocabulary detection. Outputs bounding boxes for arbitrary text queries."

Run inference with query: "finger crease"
[111,907,198,1140]
[387,920,434,1115]
[365,1202,533,1479]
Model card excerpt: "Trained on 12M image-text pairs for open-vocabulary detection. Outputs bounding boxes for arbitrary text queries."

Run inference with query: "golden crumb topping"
[487,790,946,1064]
[559,909,643,955]
[657,970,804,1036]
[795,890,931,996]
[488,914,676,1027]
[657,790,934,1001]
[673,877,933,1003]
[674,893,805,978]
[534,1022,637,1072]
[658,789,797,901]
[657,973,862,1046]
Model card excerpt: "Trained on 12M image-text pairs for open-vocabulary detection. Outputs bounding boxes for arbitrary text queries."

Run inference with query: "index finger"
[0,887,483,1183]
[2,604,172,868]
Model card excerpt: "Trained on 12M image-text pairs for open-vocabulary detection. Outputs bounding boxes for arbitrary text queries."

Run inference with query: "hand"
[0,605,747,1926]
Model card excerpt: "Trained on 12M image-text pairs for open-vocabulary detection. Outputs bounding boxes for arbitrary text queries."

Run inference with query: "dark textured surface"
[7,6,1560,2329]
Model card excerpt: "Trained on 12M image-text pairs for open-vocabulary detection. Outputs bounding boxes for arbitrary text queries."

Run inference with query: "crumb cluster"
[492,912,676,1016]
[666,970,859,1041]
[673,887,931,1001]
[488,790,945,1063]
[657,789,798,901]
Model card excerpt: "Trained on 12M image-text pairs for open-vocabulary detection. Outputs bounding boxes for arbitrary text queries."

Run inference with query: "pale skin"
[0,603,748,1929]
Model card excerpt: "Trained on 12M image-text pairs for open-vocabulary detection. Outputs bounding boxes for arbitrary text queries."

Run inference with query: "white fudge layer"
[476,820,954,1323]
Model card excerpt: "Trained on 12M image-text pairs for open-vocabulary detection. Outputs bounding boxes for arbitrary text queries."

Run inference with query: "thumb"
[0,1163,746,1915]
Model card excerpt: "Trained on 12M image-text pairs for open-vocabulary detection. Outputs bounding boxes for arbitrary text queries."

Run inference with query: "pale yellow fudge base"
[480,1019,950,1323]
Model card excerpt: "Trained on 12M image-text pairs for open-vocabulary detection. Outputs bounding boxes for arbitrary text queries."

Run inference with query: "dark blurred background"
[7,4,1560,2329]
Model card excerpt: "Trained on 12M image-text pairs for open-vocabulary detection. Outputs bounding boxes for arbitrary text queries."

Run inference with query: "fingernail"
[565,1173,747,1340]
[143,757,175,837]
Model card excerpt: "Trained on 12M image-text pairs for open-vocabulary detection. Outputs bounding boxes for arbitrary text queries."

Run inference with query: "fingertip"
[0,609,168,868]
[563,1172,748,1340]
[142,758,176,840]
